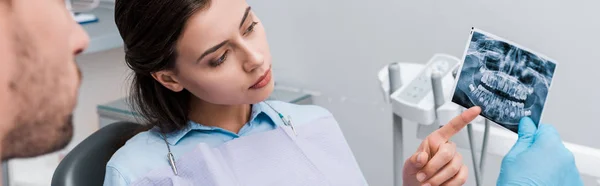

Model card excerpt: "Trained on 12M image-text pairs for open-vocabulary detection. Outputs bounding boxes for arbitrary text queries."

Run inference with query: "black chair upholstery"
[52,121,143,186]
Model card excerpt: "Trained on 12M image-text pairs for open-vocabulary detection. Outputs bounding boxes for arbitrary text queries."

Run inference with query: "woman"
[104,0,480,185]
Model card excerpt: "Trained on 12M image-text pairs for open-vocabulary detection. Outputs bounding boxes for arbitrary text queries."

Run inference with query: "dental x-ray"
[451,28,557,133]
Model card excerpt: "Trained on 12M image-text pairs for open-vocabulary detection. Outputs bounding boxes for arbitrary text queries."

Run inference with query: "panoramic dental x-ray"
[452,28,557,133]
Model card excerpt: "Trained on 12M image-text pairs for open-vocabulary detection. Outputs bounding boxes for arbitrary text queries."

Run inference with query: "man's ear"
[151,70,184,92]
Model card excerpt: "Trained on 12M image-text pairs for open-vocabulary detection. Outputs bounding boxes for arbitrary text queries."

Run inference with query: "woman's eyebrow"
[239,6,251,29]
[196,6,252,63]
[197,40,229,63]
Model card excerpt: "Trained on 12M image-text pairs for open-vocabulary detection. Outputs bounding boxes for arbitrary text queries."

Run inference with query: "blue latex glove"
[497,117,584,186]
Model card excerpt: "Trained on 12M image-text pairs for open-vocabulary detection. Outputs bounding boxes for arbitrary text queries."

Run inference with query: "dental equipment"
[66,0,100,25]
[380,54,491,186]
[467,119,482,186]
[388,54,459,126]
[387,63,404,186]
[380,53,600,185]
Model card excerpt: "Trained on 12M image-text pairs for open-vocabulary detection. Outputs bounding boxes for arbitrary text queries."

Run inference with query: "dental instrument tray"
[451,27,557,133]
[389,54,461,125]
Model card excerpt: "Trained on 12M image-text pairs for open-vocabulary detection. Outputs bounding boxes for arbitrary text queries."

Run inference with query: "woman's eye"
[243,22,258,35]
[209,50,228,67]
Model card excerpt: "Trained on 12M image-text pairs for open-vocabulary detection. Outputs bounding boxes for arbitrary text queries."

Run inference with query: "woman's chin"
[248,81,275,103]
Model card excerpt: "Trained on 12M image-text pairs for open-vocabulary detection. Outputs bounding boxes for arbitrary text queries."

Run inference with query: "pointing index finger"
[435,106,481,141]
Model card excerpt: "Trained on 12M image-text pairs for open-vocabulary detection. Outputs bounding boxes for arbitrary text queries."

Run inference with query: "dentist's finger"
[505,117,537,160]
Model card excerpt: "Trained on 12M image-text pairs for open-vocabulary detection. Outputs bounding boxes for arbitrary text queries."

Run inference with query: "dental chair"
[51,121,143,186]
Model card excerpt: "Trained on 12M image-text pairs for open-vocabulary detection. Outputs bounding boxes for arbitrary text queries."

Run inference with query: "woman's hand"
[403,106,481,186]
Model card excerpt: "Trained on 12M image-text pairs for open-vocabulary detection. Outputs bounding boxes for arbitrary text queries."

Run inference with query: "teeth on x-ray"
[480,71,530,101]
[528,88,534,94]
[470,84,529,120]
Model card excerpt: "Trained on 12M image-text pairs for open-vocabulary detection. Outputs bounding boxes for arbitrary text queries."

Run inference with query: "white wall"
[250,0,600,185]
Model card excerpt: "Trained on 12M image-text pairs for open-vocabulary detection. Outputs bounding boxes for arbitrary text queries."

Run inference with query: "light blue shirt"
[103,100,332,186]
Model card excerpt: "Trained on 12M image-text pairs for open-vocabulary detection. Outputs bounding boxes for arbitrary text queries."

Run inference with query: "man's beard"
[1,27,76,160]
[2,115,74,160]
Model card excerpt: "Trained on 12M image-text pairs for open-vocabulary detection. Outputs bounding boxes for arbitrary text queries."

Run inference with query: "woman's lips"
[250,68,272,89]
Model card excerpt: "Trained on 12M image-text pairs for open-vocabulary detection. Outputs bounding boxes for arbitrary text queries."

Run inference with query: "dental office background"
[7,0,600,185]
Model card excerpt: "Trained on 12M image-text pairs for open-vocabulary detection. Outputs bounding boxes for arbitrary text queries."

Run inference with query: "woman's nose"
[239,42,264,72]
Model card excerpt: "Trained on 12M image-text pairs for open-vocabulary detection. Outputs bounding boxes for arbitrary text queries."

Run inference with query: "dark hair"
[114,0,210,133]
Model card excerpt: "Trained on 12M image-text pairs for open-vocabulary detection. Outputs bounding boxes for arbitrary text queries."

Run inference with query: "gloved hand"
[497,117,584,186]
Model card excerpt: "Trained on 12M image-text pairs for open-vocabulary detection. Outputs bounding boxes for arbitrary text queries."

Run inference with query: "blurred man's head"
[0,0,89,160]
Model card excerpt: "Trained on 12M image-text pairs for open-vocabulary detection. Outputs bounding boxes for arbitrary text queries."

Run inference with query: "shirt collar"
[158,102,281,145]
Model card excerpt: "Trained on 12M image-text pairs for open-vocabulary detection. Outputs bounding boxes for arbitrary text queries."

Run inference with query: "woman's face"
[159,0,273,105]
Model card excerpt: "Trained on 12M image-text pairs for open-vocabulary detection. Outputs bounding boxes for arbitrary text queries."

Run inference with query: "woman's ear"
[151,71,184,92]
